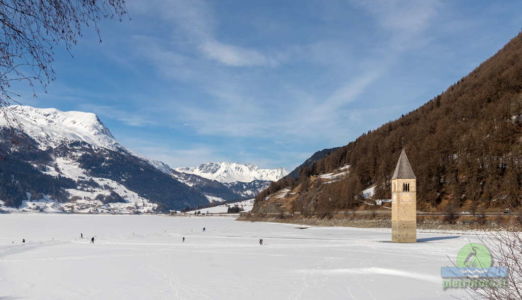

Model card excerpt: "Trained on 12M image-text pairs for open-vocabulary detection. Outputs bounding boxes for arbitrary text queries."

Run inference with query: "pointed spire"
[392,149,416,179]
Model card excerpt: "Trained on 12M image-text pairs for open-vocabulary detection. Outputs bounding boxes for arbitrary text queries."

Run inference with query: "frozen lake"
[0,214,477,299]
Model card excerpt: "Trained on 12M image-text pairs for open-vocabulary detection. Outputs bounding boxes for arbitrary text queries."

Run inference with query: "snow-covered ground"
[0,214,477,299]
[318,164,350,184]
[204,195,226,204]
[189,199,254,214]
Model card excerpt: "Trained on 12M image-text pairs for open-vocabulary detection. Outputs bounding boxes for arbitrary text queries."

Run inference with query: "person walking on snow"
[91,237,95,244]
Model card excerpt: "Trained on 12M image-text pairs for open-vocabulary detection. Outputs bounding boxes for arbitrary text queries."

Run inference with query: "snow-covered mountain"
[175,162,287,183]
[0,105,209,213]
[0,105,118,150]
[170,162,288,205]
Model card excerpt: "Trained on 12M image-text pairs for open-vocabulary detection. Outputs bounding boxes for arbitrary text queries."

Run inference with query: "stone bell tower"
[391,149,417,243]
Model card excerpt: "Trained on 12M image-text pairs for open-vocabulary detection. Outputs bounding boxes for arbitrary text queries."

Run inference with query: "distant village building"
[375,199,392,206]
[391,149,417,243]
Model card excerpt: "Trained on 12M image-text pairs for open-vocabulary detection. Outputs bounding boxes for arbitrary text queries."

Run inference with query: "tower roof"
[392,149,416,179]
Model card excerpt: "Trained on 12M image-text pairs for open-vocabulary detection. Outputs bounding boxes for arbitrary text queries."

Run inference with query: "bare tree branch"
[467,230,522,299]
[0,0,127,105]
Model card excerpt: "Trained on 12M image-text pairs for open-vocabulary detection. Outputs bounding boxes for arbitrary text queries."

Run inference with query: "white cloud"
[353,0,440,50]
[359,0,438,31]
[199,40,277,67]
[134,0,278,68]
[324,70,384,110]
[78,104,158,127]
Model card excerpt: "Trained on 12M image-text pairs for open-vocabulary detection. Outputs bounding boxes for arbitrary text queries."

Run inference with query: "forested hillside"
[254,32,522,216]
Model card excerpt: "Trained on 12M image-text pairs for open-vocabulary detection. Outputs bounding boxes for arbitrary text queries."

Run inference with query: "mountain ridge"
[171,162,287,204]
[175,162,287,183]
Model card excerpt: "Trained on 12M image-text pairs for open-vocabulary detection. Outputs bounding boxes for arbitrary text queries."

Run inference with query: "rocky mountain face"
[254,32,522,217]
[173,162,288,203]
[0,105,209,213]
[175,162,287,183]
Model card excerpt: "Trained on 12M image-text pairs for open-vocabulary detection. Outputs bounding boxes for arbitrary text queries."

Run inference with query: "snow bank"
[318,164,350,183]
[190,199,254,214]
[362,185,376,199]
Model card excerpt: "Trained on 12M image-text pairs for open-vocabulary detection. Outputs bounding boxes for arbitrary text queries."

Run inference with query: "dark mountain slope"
[286,147,340,179]
[0,129,75,207]
[254,32,522,216]
[171,171,244,201]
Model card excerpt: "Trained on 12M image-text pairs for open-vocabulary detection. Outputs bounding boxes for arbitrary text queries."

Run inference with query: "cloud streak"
[199,40,278,67]
[78,104,158,127]
[133,0,279,68]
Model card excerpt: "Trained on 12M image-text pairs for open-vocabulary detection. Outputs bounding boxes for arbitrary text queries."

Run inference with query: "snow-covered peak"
[175,162,288,183]
[0,105,119,150]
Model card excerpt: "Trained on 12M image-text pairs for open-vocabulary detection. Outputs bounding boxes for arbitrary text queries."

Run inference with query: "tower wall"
[391,178,416,242]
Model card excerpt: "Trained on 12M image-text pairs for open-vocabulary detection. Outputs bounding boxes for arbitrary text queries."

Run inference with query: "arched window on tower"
[403,183,410,192]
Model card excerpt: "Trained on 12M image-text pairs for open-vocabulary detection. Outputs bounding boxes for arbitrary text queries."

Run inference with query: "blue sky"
[18,0,522,170]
